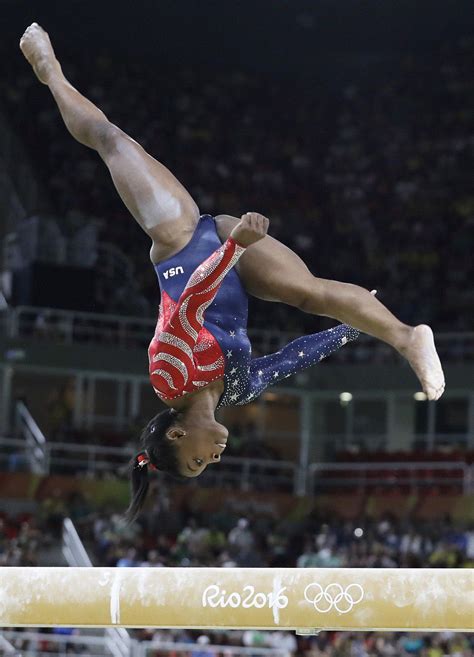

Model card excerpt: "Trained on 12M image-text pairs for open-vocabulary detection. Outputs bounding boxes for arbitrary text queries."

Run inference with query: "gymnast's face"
[166,418,229,477]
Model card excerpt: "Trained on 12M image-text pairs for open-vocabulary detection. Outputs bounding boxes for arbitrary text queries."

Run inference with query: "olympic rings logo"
[303,582,364,614]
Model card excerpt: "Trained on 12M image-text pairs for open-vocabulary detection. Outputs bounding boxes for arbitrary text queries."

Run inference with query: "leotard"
[150,215,359,407]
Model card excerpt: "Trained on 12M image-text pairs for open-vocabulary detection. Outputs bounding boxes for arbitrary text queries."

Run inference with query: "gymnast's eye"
[194,458,204,466]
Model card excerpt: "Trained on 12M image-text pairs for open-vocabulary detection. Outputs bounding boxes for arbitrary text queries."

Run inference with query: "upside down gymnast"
[20,23,445,519]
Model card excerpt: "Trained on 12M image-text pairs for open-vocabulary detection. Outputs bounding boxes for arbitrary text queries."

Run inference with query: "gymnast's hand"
[230,212,270,248]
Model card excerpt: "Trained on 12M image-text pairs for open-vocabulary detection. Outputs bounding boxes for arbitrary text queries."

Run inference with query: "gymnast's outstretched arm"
[149,213,268,398]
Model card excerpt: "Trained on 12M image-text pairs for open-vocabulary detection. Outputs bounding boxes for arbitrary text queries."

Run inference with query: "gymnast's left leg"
[215,214,445,400]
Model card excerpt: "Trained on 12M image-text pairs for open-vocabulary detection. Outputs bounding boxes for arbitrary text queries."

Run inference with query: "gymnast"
[20,24,445,516]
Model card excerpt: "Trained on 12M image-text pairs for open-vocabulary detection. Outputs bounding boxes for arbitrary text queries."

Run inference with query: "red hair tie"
[136,452,157,471]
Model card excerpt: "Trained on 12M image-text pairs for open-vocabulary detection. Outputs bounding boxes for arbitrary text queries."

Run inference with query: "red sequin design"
[148,238,245,400]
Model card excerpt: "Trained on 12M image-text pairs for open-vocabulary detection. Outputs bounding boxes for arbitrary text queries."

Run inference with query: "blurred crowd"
[1,492,473,654]
[0,492,71,567]
[1,37,473,332]
[0,514,42,567]
[82,491,474,570]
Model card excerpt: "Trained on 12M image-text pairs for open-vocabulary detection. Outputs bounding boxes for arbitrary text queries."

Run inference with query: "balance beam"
[0,567,472,631]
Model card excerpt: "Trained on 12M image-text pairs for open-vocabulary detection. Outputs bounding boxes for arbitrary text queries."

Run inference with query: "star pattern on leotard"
[218,324,359,408]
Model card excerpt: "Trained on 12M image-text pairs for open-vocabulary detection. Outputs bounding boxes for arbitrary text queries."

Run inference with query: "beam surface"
[0,567,472,631]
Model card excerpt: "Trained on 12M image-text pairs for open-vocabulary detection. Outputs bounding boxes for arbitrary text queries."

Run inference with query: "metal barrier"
[318,432,473,455]
[39,440,131,475]
[4,305,474,362]
[0,634,17,655]
[200,456,299,493]
[0,436,28,469]
[3,422,473,494]
[0,430,299,492]
[3,401,299,490]
[0,435,130,475]
[62,517,94,567]
[308,461,474,494]
[15,401,49,474]
[5,305,153,347]
[62,518,131,657]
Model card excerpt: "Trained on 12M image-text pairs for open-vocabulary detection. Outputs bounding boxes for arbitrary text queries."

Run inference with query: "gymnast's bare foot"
[399,324,445,400]
[20,23,62,85]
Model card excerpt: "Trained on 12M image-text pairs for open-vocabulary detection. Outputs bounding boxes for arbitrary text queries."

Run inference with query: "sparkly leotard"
[150,215,359,407]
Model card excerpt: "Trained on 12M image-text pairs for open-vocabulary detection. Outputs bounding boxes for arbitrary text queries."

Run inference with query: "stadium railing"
[0,401,293,489]
[4,305,474,362]
[322,432,473,453]
[2,425,472,493]
[0,433,299,492]
[308,461,474,494]
[3,403,300,491]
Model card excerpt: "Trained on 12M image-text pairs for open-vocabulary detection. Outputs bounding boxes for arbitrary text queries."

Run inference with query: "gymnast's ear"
[166,427,186,441]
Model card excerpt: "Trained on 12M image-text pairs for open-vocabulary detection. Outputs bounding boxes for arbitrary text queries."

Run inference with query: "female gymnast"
[20,24,445,519]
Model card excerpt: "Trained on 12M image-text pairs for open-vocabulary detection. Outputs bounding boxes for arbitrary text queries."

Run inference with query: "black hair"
[125,408,184,524]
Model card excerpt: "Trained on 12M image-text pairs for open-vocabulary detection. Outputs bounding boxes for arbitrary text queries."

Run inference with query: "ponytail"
[125,453,150,524]
[124,409,183,524]
[124,451,157,524]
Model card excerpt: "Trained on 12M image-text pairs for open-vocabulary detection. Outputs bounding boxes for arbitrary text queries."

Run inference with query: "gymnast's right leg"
[19,23,199,261]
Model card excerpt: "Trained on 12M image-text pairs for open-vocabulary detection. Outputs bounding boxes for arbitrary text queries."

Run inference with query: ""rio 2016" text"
[202,584,289,610]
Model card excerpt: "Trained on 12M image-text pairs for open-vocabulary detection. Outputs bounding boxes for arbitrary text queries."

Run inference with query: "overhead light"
[339,392,353,403]
[414,392,427,401]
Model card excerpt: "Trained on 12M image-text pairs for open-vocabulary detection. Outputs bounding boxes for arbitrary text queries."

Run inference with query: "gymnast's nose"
[211,442,226,461]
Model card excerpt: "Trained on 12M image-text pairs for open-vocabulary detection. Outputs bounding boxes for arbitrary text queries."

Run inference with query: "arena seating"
[1,37,473,333]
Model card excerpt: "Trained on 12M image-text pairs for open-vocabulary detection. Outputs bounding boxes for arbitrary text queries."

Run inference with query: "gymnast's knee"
[299,279,368,316]
[294,279,330,315]
[94,122,124,156]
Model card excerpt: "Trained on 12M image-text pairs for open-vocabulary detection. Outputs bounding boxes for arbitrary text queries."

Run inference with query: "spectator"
[228,518,255,556]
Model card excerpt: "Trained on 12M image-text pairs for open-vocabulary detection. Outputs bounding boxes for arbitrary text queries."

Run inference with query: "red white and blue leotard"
[149,215,359,407]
